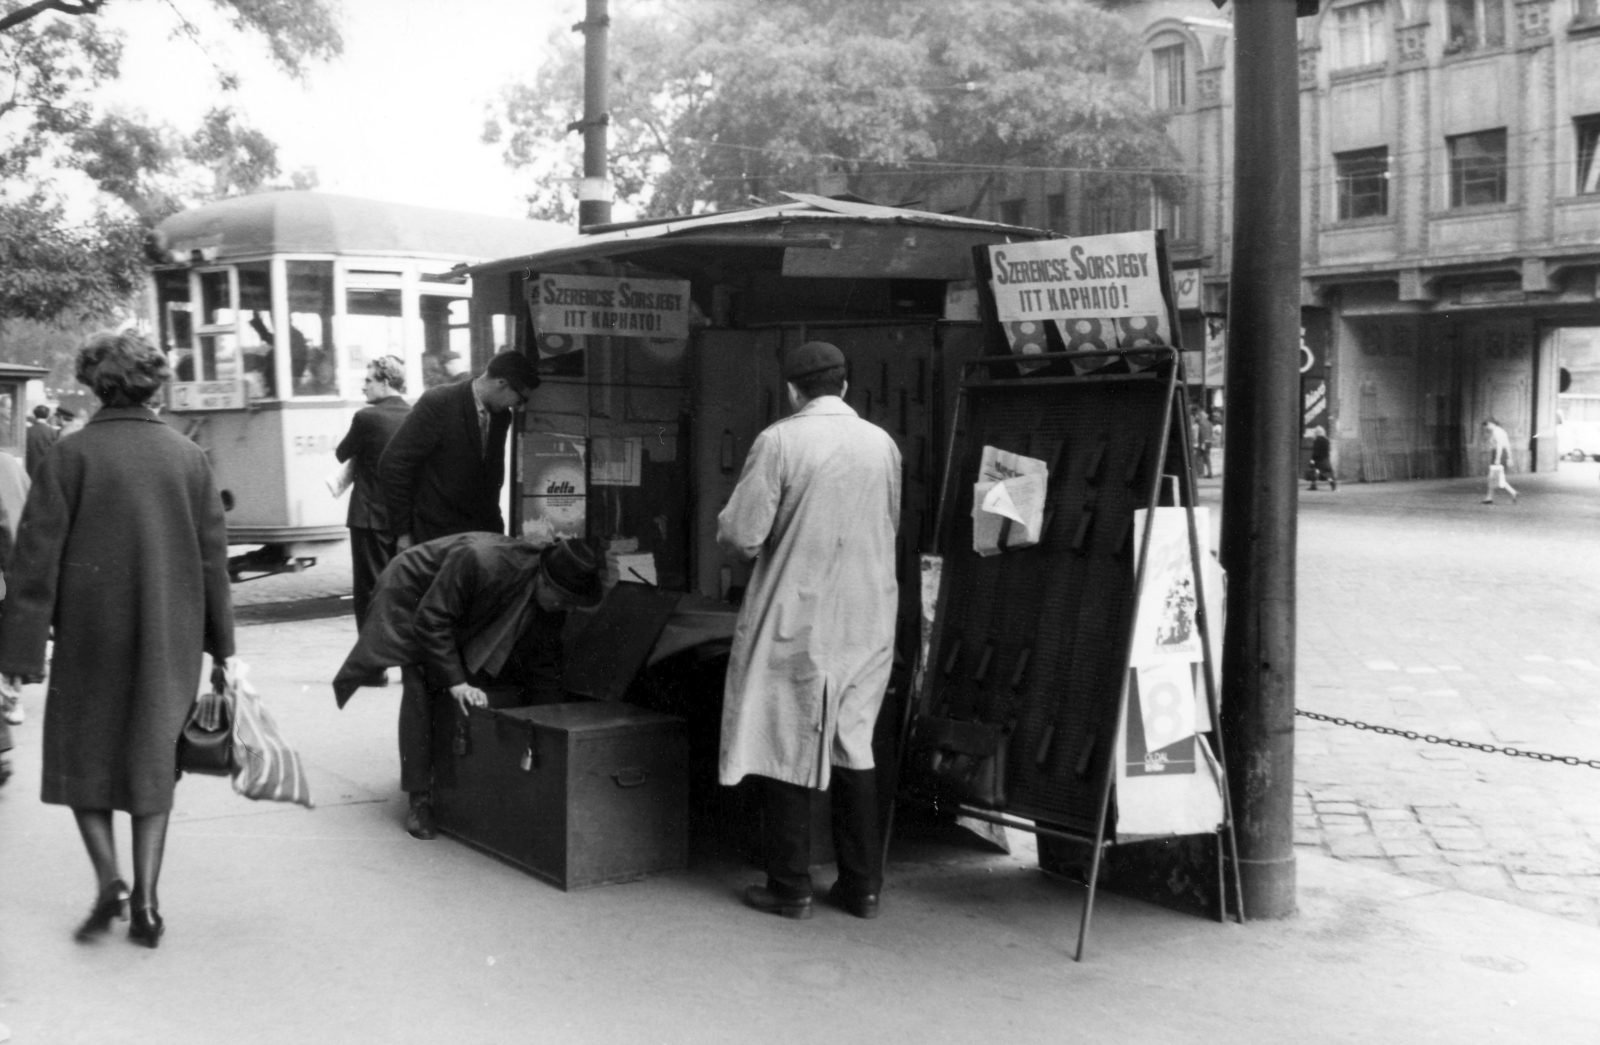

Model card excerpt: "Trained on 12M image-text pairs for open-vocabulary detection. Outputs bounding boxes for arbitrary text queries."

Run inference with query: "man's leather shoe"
[405,793,437,840]
[827,882,880,919]
[742,884,812,920]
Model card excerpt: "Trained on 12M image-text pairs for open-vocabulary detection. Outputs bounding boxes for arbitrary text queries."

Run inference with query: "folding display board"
[889,339,1243,960]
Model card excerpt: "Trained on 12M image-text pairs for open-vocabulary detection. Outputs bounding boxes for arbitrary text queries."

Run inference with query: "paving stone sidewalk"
[1271,462,1600,928]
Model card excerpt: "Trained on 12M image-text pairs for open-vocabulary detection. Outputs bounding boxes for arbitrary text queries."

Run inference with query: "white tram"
[147,191,567,578]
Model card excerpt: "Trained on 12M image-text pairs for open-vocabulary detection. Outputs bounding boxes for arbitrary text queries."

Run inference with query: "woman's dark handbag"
[913,716,1010,810]
[177,686,234,776]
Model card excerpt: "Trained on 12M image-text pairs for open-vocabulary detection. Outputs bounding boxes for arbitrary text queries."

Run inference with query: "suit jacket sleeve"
[411,546,483,690]
[378,393,443,540]
[335,409,365,463]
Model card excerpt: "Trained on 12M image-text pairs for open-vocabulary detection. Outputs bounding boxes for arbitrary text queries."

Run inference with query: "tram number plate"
[169,381,247,411]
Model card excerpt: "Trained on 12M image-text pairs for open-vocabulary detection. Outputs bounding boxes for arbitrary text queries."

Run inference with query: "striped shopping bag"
[223,660,313,808]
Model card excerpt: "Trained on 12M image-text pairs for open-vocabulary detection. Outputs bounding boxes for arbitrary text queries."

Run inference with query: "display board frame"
[887,345,1243,961]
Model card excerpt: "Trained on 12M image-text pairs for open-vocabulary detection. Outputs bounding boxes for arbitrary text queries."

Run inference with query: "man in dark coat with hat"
[25,405,58,481]
[333,534,603,839]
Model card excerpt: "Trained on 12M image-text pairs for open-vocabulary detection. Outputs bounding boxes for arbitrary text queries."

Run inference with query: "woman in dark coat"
[0,332,234,948]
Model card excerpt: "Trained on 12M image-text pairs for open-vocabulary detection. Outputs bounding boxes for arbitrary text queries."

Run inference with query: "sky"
[96,0,590,221]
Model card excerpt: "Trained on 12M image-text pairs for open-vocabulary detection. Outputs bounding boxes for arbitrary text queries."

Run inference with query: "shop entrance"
[1552,326,1600,464]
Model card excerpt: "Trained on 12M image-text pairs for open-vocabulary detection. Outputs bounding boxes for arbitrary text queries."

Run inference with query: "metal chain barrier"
[1296,709,1600,770]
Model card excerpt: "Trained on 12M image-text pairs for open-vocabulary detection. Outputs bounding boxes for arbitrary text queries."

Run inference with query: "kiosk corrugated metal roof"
[152,191,571,264]
[463,192,1050,276]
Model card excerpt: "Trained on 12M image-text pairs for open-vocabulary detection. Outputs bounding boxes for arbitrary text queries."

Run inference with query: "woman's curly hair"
[76,332,172,407]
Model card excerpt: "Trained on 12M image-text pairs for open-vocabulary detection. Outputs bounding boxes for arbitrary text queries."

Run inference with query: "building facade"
[866,0,1600,481]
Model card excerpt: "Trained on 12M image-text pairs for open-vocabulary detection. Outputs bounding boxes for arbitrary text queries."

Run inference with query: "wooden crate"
[433,701,688,890]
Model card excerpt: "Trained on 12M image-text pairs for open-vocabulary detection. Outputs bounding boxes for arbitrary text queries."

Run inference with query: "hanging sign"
[167,380,246,411]
[986,231,1175,372]
[529,274,691,340]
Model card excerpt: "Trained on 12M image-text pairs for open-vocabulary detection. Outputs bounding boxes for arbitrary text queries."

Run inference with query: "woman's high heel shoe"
[128,906,164,949]
[73,879,129,942]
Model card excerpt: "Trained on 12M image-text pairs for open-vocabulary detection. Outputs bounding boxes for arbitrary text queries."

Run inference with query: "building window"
[999,198,1026,226]
[1445,0,1505,53]
[1150,192,1184,240]
[1151,43,1187,111]
[1331,1,1389,69]
[1577,0,1600,24]
[1448,129,1508,207]
[1336,147,1390,219]
[1577,115,1600,194]
[1046,192,1067,232]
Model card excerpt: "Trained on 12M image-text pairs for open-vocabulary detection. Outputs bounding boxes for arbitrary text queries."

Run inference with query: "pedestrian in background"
[24,404,56,481]
[1307,426,1336,491]
[0,332,235,949]
[1196,406,1215,478]
[718,340,901,921]
[0,449,29,733]
[1481,419,1518,505]
[379,350,540,551]
[336,355,410,637]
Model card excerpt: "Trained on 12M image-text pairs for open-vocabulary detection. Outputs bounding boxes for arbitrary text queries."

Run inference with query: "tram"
[147,191,568,579]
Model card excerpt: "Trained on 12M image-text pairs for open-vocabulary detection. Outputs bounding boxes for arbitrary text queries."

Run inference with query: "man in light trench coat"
[717,340,902,920]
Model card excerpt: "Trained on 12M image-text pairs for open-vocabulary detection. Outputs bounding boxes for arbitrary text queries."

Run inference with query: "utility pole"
[572,0,612,229]
[1218,0,1305,919]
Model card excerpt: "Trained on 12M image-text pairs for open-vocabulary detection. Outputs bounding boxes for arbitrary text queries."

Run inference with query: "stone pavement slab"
[1,618,1596,1044]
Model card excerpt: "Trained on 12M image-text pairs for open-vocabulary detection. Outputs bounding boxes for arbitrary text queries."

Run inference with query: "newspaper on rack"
[972,445,1048,556]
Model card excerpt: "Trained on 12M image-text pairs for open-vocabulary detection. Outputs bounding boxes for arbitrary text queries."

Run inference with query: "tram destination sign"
[168,380,247,411]
[530,274,691,340]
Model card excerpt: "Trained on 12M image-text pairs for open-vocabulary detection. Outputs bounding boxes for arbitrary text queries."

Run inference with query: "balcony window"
[1336,146,1390,219]
[1578,114,1600,194]
[1445,0,1505,53]
[1448,129,1508,207]
[1331,1,1389,69]
[1151,43,1187,111]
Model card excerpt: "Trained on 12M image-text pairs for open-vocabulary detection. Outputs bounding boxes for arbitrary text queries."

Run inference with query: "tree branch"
[0,0,105,34]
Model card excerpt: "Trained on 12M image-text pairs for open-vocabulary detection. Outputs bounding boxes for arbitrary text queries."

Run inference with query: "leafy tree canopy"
[484,0,1182,223]
[0,0,340,331]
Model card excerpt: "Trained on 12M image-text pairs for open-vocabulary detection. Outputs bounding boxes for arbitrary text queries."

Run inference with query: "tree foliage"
[484,0,1182,223]
[0,0,341,328]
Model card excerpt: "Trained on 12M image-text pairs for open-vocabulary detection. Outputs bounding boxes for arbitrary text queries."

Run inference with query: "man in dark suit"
[335,356,411,630]
[378,351,540,550]
[25,405,57,481]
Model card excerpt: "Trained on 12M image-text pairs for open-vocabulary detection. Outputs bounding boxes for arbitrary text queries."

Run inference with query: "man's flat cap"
[781,340,846,381]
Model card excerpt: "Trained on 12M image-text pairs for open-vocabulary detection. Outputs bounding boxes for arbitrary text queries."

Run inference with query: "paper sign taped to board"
[1129,507,1207,667]
[1124,661,1198,777]
[972,446,1048,555]
[523,434,586,545]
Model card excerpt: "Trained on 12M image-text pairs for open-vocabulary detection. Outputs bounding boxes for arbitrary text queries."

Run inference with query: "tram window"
[421,294,471,389]
[237,262,276,399]
[345,288,406,398]
[155,271,194,380]
[287,261,338,397]
[196,270,240,382]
